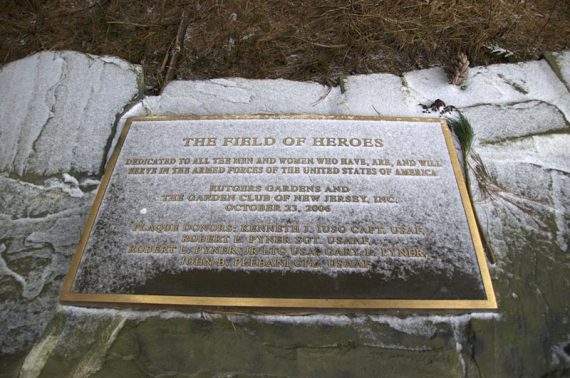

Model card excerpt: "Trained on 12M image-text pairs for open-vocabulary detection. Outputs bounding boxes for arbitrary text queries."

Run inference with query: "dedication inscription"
[61,115,496,309]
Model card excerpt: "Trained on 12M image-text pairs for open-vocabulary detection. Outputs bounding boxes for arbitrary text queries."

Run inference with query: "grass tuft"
[447,113,475,157]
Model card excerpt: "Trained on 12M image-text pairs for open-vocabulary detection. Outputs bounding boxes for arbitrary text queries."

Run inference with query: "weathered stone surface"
[340,73,423,116]
[155,78,340,115]
[0,176,88,220]
[461,100,569,144]
[464,130,570,376]
[404,60,570,120]
[545,49,570,92]
[23,309,489,378]
[0,50,141,364]
[0,51,143,177]
[0,177,95,356]
[473,132,570,252]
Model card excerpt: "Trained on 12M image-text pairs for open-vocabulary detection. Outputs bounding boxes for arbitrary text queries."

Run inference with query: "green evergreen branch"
[447,113,497,264]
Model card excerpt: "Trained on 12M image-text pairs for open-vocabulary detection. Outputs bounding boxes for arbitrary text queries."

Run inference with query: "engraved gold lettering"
[183,137,217,146]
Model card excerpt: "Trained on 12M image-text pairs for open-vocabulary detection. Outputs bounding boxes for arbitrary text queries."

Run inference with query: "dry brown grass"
[1,0,569,93]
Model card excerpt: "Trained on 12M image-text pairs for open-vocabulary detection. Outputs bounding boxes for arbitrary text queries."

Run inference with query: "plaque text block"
[61,115,496,309]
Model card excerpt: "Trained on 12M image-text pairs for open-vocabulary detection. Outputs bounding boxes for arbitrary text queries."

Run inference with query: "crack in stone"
[99,89,144,178]
[4,52,143,180]
[544,52,570,95]
[70,62,100,175]
[497,73,529,95]
[11,54,62,176]
[550,172,569,251]
[263,340,433,353]
[0,245,27,294]
[19,320,64,378]
[5,203,91,224]
[360,342,432,352]
[192,80,253,104]
[27,53,69,177]
[68,316,127,378]
[526,162,570,176]
[479,128,570,147]
[100,55,139,72]
[9,59,40,174]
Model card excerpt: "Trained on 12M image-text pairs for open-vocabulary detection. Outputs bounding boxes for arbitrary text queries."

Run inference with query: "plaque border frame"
[60,115,497,310]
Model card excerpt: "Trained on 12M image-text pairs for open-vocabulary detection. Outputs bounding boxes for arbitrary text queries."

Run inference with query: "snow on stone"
[25,214,87,249]
[159,78,340,115]
[79,178,100,190]
[107,78,343,164]
[0,247,27,291]
[474,133,570,251]
[59,305,216,321]
[552,339,570,364]
[0,51,143,177]
[106,75,429,163]
[105,101,151,163]
[0,53,63,176]
[533,133,570,160]
[0,199,92,354]
[404,60,570,120]
[477,134,570,175]
[62,173,79,186]
[5,49,569,363]
[45,177,84,198]
[340,73,424,116]
[0,175,90,219]
[546,50,570,91]
[59,305,499,333]
[461,101,568,144]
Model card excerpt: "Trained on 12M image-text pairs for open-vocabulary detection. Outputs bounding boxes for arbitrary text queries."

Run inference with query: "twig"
[106,21,162,28]
[312,42,347,49]
[464,151,497,264]
[293,36,346,49]
[161,9,190,93]
[311,85,333,106]
[469,153,547,229]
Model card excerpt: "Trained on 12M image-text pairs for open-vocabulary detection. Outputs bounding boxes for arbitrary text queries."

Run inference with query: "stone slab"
[157,78,340,115]
[61,115,495,309]
[404,60,570,121]
[0,184,94,355]
[461,100,568,144]
[0,51,143,177]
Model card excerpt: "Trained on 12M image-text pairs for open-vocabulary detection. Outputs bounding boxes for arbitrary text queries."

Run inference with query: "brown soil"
[1,0,569,94]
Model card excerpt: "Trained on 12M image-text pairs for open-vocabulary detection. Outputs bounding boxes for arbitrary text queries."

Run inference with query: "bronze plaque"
[61,115,496,309]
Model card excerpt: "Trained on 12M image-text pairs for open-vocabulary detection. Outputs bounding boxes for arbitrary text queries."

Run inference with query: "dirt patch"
[1,0,569,94]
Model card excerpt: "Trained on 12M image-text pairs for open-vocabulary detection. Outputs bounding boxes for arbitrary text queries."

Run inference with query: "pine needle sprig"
[447,112,474,157]
[446,112,497,264]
